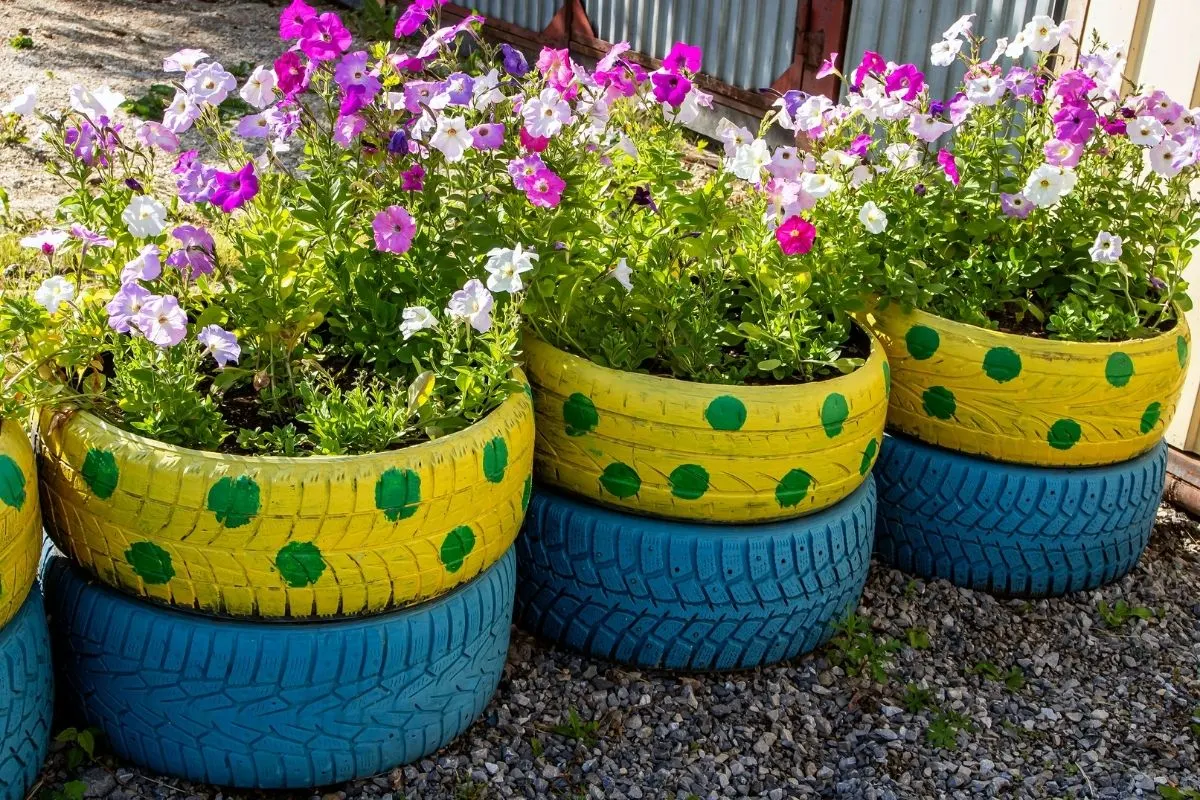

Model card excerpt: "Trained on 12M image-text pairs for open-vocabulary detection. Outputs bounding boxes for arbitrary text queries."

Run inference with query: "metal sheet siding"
[842,0,1065,102]
[586,0,801,90]
[467,0,561,32]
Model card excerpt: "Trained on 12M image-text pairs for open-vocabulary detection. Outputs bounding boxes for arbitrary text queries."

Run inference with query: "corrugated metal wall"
[466,0,561,32]
[843,0,1066,101]
[586,0,801,90]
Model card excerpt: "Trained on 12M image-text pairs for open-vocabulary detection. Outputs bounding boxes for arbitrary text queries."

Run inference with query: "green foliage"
[42,781,86,800]
[295,376,415,455]
[54,726,100,771]
[902,683,934,713]
[969,661,1025,691]
[9,33,32,50]
[1097,599,1156,627]
[906,626,931,650]
[550,707,600,746]
[109,340,229,449]
[1159,786,1200,799]
[926,711,973,750]
[827,613,902,683]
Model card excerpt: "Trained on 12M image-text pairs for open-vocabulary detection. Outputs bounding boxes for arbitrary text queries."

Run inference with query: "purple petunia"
[1000,192,1033,219]
[662,41,702,73]
[373,206,417,253]
[508,154,546,191]
[197,324,241,367]
[166,225,216,278]
[279,0,317,39]
[1053,103,1098,144]
[470,122,505,150]
[132,294,188,347]
[210,162,259,213]
[299,12,352,62]
[499,43,529,76]
[937,149,961,186]
[106,282,153,334]
[651,71,691,106]
[401,164,425,191]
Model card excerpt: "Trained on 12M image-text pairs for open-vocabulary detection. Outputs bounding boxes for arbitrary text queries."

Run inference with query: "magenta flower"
[401,164,426,191]
[106,282,153,334]
[847,134,872,157]
[508,154,546,191]
[1051,69,1096,104]
[816,52,839,80]
[1000,192,1033,219]
[300,12,352,62]
[519,127,549,153]
[274,51,309,100]
[197,324,241,367]
[526,168,566,208]
[1053,103,1097,144]
[210,162,259,213]
[937,149,960,185]
[133,294,188,347]
[470,122,505,150]
[333,114,366,148]
[373,206,417,254]
[536,48,575,92]
[395,0,439,37]
[851,51,885,89]
[775,215,816,256]
[651,71,691,106]
[1101,115,1127,136]
[69,223,114,250]
[339,86,372,117]
[884,64,925,101]
[166,225,216,278]
[279,0,317,39]
[663,41,702,73]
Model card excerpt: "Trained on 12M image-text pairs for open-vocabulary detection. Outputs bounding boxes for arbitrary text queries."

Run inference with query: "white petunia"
[69,84,125,121]
[121,196,168,238]
[2,84,37,116]
[163,48,209,73]
[400,306,437,340]
[429,116,473,162]
[943,13,975,41]
[1148,139,1183,177]
[909,113,952,143]
[483,244,539,294]
[445,279,494,333]
[965,74,1005,106]
[34,276,75,314]
[930,38,962,67]
[1024,15,1062,52]
[610,258,633,292]
[1126,116,1166,147]
[239,65,277,109]
[801,172,840,199]
[1089,231,1123,264]
[859,201,888,234]
[727,139,772,183]
[1023,164,1077,207]
[664,87,713,126]
[884,143,921,171]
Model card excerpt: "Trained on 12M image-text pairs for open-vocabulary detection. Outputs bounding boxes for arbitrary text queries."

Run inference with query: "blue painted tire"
[0,589,53,800]
[515,479,876,671]
[875,434,1165,597]
[41,548,515,790]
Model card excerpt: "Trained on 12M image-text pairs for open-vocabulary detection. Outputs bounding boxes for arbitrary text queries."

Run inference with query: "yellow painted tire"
[35,384,534,619]
[866,304,1190,467]
[525,331,889,523]
[0,420,40,631]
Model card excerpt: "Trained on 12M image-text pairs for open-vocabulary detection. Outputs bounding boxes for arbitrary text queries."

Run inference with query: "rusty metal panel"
[466,0,562,32]
[842,0,1066,102]
[585,0,801,90]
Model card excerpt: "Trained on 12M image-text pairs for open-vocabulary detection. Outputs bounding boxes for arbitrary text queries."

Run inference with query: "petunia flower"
[525,169,566,208]
[663,41,702,73]
[536,47,576,92]
[122,196,168,238]
[400,306,437,340]
[209,162,259,213]
[166,225,216,278]
[274,51,309,100]
[236,112,271,139]
[1053,103,1097,144]
[69,84,124,122]
[197,325,241,367]
[240,65,278,109]
[429,116,473,161]
[650,70,691,107]
[163,48,210,73]
[768,146,804,181]
[1023,164,1076,207]
[2,84,37,116]
[1089,232,1123,264]
[909,113,951,143]
[1127,116,1166,147]
[373,206,417,254]
[401,164,426,191]
[816,52,839,80]
[930,38,962,67]
[1000,192,1033,219]
[858,201,888,234]
[663,87,713,126]
[133,294,188,347]
[279,0,317,38]
[800,172,839,199]
[522,88,572,138]
[775,215,816,256]
[610,258,633,292]
[121,244,162,283]
[163,90,200,134]
[1044,138,1083,168]
[34,276,75,314]
[445,279,493,333]
[884,64,925,101]
[20,229,68,256]
[69,223,114,250]
[299,12,352,62]
[483,244,538,293]
[519,127,550,153]
[470,122,505,150]
[965,74,1005,106]
[937,149,960,186]
[106,281,153,333]
[943,13,974,40]
[851,51,886,89]
[499,44,529,76]
[1148,139,1184,177]
[136,121,180,152]
[728,139,771,183]
[185,62,237,106]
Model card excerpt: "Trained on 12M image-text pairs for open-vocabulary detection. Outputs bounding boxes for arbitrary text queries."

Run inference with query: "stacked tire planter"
[0,421,54,800]
[868,303,1190,597]
[516,329,890,671]
[36,386,534,790]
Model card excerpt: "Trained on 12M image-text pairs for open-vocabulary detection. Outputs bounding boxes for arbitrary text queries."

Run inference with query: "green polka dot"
[669,464,709,500]
[0,455,25,511]
[859,439,879,476]
[563,392,599,437]
[1047,418,1082,450]
[1105,352,1134,388]
[705,395,747,431]
[600,462,641,498]
[275,541,326,588]
[922,386,956,420]
[983,347,1022,383]
[482,437,508,483]
[521,475,533,513]
[440,525,475,573]
[206,475,260,528]
[1178,336,1189,369]
[125,541,174,585]
[375,468,421,522]
[81,448,118,500]
[905,325,940,360]
[1140,401,1162,435]
[776,469,812,508]
[882,361,891,397]
[821,393,849,438]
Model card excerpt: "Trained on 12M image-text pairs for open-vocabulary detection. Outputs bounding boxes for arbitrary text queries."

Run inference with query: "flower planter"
[36,386,534,619]
[42,546,514,789]
[0,420,40,631]
[0,590,53,800]
[867,303,1190,467]
[524,329,889,523]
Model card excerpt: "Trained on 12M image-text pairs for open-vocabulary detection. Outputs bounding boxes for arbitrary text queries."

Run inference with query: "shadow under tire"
[874,434,1165,597]
[0,590,53,800]
[515,479,876,671]
[41,548,516,790]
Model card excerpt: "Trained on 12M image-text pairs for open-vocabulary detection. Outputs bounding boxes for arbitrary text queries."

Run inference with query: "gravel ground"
[6,3,1200,798]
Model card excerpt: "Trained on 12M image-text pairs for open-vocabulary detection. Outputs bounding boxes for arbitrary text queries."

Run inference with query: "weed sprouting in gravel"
[902,683,935,713]
[1097,599,1156,627]
[926,711,974,750]
[551,707,600,746]
[9,33,33,50]
[1159,786,1200,799]
[906,626,931,650]
[828,613,902,683]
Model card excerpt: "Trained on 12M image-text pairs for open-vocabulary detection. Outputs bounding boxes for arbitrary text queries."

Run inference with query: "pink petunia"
[775,215,816,256]
[937,149,960,186]
[525,168,565,208]
[373,206,417,253]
